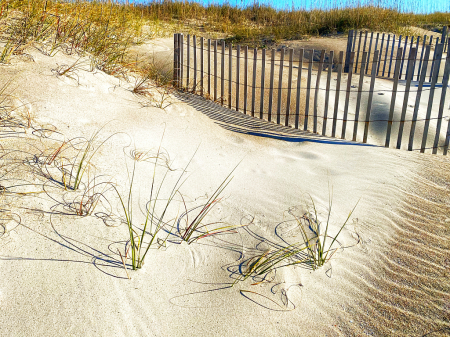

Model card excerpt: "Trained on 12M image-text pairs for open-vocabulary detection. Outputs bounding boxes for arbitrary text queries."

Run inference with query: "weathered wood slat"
[200,37,204,95]
[366,32,374,74]
[228,44,232,109]
[408,45,431,151]
[353,51,367,141]
[417,35,427,81]
[388,34,395,78]
[432,45,450,154]
[322,50,333,136]
[207,38,211,96]
[295,49,304,129]
[244,46,248,114]
[277,48,285,124]
[363,50,379,143]
[382,34,390,76]
[221,41,225,105]
[341,51,355,139]
[260,49,266,120]
[345,30,354,73]
[214,40,217,101]
[173,34,178,87]
[180,34,184,88]
[396,48,417,149]
[304,49,313,131]
[314,50,325,133]
[187,34,190,90]
[268,48,276,122]
[251,48,257,116]
[355,31,363,72]
[193,35,197,93]
[404,37,414,80]
[421,43,444,153]
[332,51,344,137]
[286,48,294,127]
[385,47,403,148]
[377,33,385,75]
[236,45,240,111]
[399,36,408,79]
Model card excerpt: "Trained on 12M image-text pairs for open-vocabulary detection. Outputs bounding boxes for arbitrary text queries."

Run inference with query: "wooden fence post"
[228,43,232,109]
[341,51,355,139]
[277,48,285,124]
[332,51,344,138]
[200,37,204,96]
[363,50,379,143]
[207,39,211,96]
[244,46,248,114]
[193,35,197,93]
[421,43,444,153]
[432,44,450,154]
[396,48,417,149]
[180,34,184,89]
[286,48,294,127]
[314,50,325,133]
[353,51,367,141]
[214,40,217,102]
[295,49,304,129]
[173,34,178,87]
[268,48,275,122]
[252,48,257,117]
[187,34,190,91]
[260,49,266,120]
[322,50,334,136]
[385,47,403,148]
[344,30,354,73]
[408,46,431,151]
[236,45,240,111]
[304,49,313,131]
[221,41,225,105]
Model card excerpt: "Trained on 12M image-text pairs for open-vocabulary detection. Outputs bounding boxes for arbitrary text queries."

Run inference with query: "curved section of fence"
[173,32,450,155]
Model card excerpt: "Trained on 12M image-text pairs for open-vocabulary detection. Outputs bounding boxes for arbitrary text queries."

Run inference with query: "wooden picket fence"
[345,27,449,82]
[173,33,450,155]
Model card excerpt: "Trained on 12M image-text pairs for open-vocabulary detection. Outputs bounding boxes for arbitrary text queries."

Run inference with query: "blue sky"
[143,0,450,14]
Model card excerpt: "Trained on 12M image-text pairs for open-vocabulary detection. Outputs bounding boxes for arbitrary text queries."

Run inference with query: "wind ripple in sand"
[337,156,450,336]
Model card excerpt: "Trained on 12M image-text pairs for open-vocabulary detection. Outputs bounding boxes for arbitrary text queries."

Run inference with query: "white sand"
[0,40,449,336]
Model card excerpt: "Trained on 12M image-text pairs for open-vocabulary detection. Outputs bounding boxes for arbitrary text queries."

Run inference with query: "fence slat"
[295,49,304,129]
[314,50,325,133]
[187,34,190,91]
[213,41,217,102]
[366,32,374,74]
[421,43,444,153]
[221,41,225,105]
[363,50,379,143]
[385,47,403,148]
[252,48,257,116]
[405,37,414,80]
[236,45,240,112]
[332,51,344,137]
[428,36,435,82]
[286,49,294,127]
[260,49,266,120]
[345,30,354,73]
[228,44,232,109]
[353,51,367,141]
[377,33,385,75]
[277,48,285,124]
[305,49,314,131]
[432,45,450,154]
[322,50,334,136]
[382,34,390,77]
[193,35,197,93]
[409,46,431,151]
[417,35,427,81]
[244,46,248,114]
[341,51,355,139]
[399,36,408,79]
[363,31,368,52]
[268,48,276,122]
[200,37,204,95]
[180,34,184,88]
[396,48,417,150]
[207,39,211,96]
[355,31,363,72]
[388,34,396,78]
[173,34,178,87]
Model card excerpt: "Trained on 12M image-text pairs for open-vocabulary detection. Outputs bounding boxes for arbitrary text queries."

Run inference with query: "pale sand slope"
[0,42,449,337]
